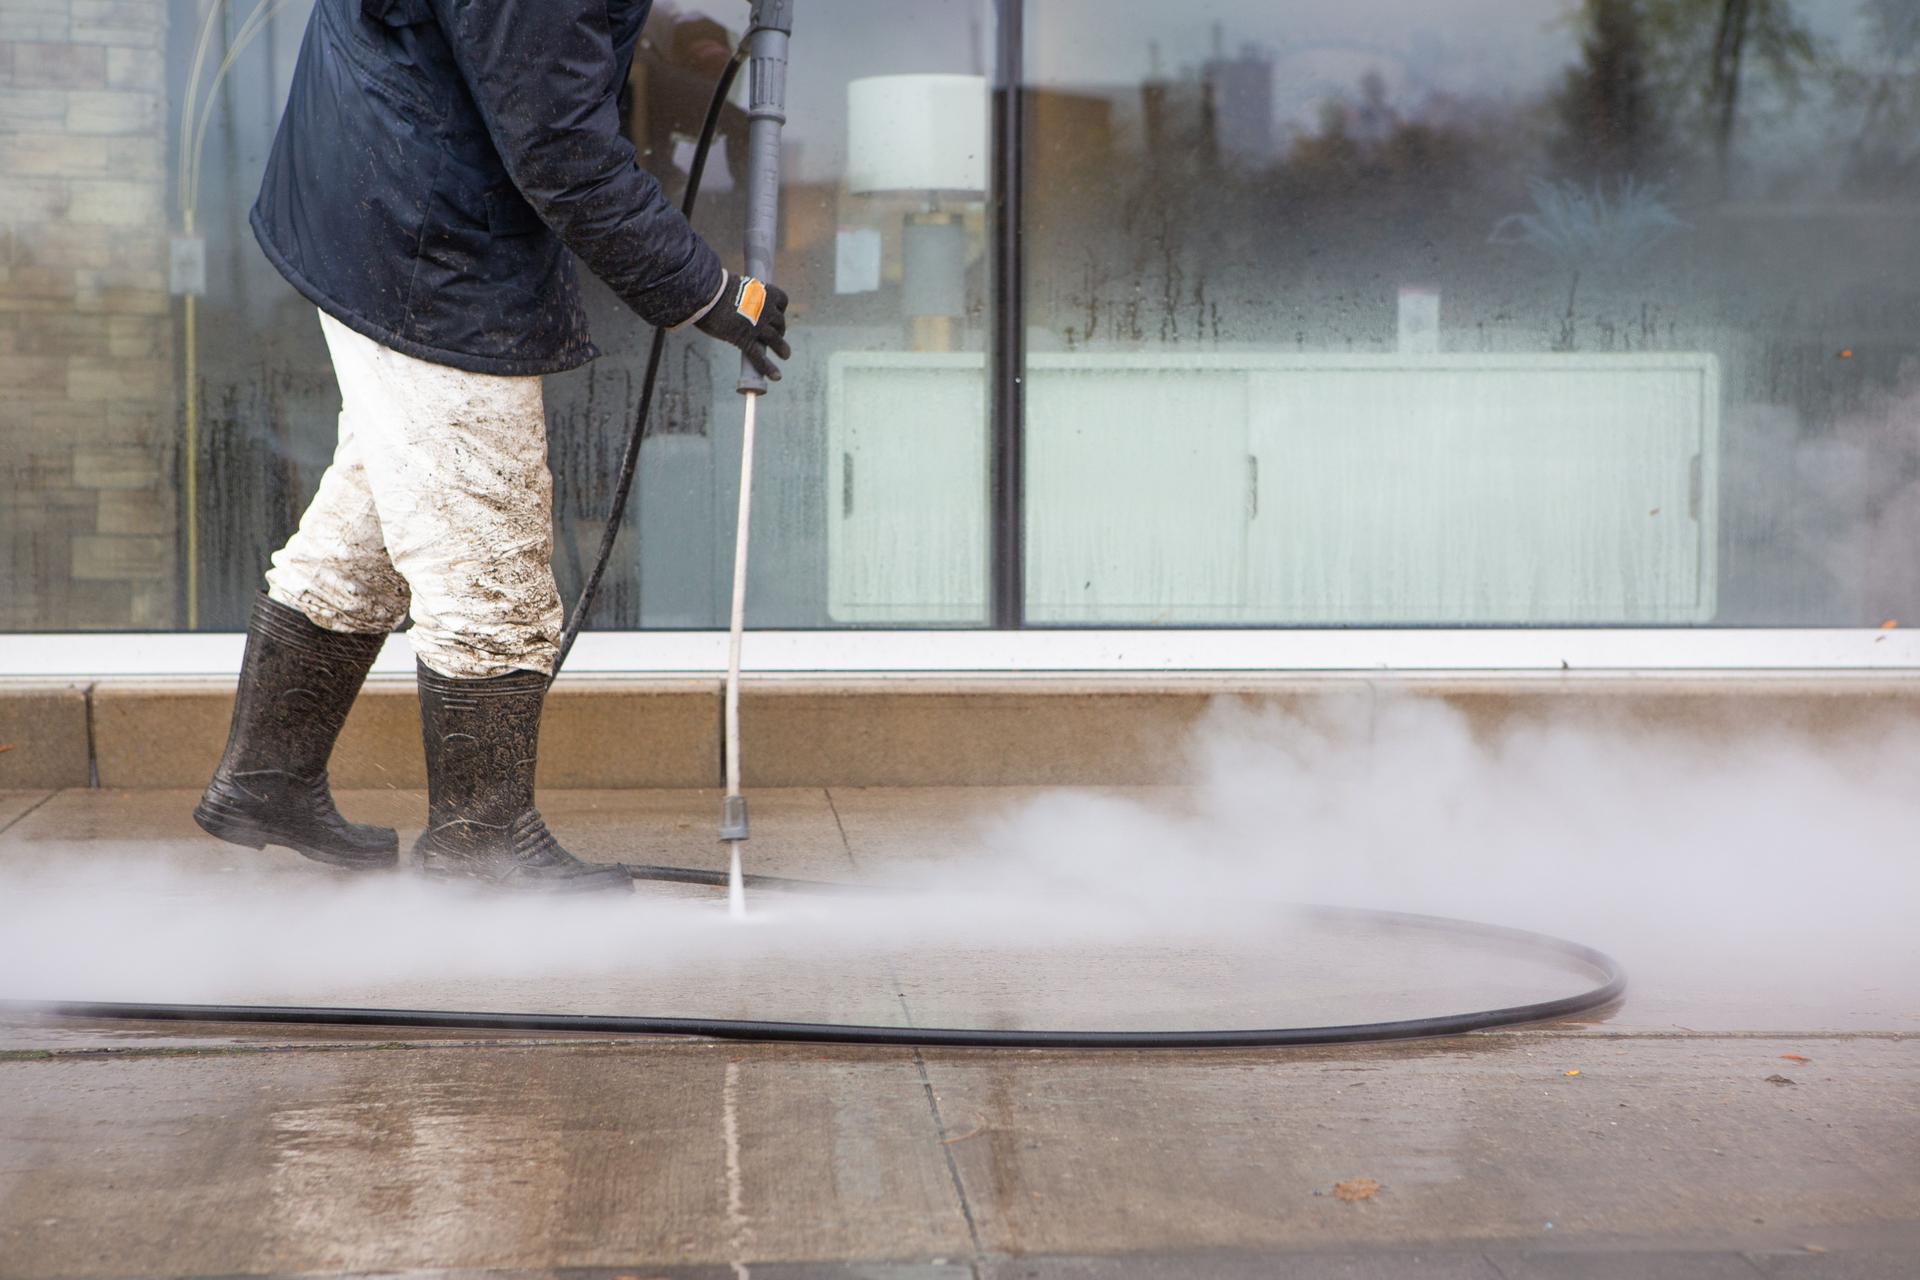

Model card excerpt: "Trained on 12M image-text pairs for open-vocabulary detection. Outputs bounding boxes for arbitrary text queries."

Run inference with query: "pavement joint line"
[912,1041,986,1274]
[83,680,99,788]
[823,785,860,872]
[888,972,983,1272]
[0,788,59,838]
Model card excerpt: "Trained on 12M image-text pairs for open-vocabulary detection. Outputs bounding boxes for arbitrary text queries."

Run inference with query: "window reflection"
[0,0,993,632]
[2,1,1915,635]
[1023,0,1920,626]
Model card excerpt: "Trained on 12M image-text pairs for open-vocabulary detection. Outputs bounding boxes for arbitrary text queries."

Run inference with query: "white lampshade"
[846,74,987,197]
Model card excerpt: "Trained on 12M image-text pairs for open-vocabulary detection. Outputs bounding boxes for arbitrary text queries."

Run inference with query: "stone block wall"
[0,0,175,630]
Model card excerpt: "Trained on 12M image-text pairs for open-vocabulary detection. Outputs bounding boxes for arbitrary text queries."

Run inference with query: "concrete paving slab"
[0,788,1627,1035]
[4,1255,1909,1280]
[3,1030,1914,1279]
[73,1268,973,1280]
[4,786,1918,1279]
[0,786,850,878]
[0,684,90,789]
[1486,1252,1769,1278]
[0,789,53,833]
[916,1038,1920,1256]
[0,1040,971,1277]
[827,785,1197,869]
[829,785,1621,1034]
[0,787,423,875]
[827,788,1920,1038]
[0,787,917,1028]
[1561,988,1920,1038]
[981,1252,1506,1279]
[890,915,1610,1034]
[10,787,1912,1037]
[1747,1250,1920,1278]
[4,1261,1905,1280]
[0,1011,613,1055]
[544,787,857,882]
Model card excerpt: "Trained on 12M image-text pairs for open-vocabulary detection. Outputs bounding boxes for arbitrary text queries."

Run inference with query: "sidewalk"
[2,785,1917,1279]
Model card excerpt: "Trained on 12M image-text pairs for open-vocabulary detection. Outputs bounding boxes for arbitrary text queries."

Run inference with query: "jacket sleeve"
[432,0,725,327]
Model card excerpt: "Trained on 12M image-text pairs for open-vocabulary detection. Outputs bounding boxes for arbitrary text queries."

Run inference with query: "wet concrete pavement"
[1,787,1917,1279]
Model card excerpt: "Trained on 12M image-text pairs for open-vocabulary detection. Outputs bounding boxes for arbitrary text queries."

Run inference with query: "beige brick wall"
[0,0,175,631]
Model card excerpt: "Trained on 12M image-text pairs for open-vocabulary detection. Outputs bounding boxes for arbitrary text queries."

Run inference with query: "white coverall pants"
[265,311,565,679]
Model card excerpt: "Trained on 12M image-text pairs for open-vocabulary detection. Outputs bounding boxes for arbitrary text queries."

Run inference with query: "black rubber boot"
[193,594,397,869]
[411,665,631,894]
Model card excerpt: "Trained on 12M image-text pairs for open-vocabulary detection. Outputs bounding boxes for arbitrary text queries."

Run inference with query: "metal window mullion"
[988,0,1026,629]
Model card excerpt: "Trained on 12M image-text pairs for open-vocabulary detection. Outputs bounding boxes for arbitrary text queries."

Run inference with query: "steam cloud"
[2,697,1915,1034]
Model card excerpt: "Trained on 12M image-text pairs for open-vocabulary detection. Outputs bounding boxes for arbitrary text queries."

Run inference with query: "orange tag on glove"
[734,276,766,325]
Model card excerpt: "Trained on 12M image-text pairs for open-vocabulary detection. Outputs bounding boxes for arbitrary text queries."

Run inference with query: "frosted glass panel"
[1244,357,1715,623]
[827,356,989,624]
[1026,369,1250,622]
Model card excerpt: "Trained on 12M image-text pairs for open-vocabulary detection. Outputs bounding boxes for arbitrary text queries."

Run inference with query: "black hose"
[552,44,747,678]
[620,862,862,893]
[9,905,1625,1048]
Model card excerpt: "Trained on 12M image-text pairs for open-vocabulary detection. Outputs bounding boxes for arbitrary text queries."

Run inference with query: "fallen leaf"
[1764,1074,1796,1086]
[1333,1178,1381,1202]
[0,744,13,754]
[1780,1053,1811,1064]
[1881,619,1900,630]
[1839,349,1854,359]
[1564,1069,1582,1077]
[1804,1244,1828,1254]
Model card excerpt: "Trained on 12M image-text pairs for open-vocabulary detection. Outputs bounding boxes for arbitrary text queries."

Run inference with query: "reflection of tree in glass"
[1833,0,1920,195]
[1639,0,1819,190]
[1136,74,1497,349]
[1551,0,1670,184]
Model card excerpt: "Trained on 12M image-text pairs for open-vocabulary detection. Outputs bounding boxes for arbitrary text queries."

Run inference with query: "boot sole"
[411,848,632,895]
[193,803,399,871]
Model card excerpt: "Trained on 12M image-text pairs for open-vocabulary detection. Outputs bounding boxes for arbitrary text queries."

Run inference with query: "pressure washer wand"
[720,0,793,916]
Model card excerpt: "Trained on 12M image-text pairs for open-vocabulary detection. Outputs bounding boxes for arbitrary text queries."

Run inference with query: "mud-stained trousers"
[265,311,564,679]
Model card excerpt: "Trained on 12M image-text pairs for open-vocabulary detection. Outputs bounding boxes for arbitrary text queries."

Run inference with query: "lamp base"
[910,315,955,353]
[902,210,967,353]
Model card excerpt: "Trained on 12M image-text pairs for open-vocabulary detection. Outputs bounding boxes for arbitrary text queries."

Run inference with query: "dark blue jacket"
[253,0,724,375]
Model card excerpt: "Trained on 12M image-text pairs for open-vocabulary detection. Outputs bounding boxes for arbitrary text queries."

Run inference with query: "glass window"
[5,1,1917,640]
[0,0,994,632]
[1022,0,1920,626]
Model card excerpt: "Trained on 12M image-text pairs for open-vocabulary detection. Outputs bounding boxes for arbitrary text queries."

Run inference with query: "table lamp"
[847,73,987,351]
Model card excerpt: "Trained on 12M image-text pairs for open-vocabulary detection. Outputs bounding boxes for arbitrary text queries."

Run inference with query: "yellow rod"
[176,0,221,632]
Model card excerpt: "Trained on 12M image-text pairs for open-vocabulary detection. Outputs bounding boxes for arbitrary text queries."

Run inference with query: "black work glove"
[695,271,791,381]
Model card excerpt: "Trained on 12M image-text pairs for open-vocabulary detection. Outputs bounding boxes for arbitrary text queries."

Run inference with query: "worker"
[193,0,789,894]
